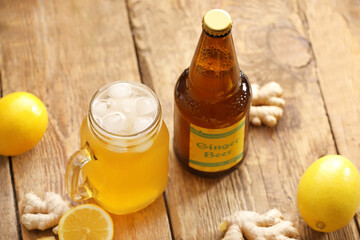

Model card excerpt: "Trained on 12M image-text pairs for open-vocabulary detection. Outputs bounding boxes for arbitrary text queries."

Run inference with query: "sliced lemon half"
[58,204,114,240]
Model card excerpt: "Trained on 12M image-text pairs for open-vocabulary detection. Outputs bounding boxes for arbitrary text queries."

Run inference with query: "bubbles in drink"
[91,82,158,135]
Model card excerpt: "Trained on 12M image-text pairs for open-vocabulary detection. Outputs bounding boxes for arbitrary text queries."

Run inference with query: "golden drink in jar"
[66,81,169,214]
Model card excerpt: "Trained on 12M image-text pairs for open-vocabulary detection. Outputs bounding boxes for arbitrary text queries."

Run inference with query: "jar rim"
[88,80,162,140]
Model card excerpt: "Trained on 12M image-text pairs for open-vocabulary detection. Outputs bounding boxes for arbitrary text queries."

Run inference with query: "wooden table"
[1,0,360,239]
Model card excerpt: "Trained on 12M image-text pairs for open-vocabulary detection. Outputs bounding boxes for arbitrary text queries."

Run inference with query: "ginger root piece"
[252,82,285,107]
[220,209,299,240]
[21,192,71,231]
[250,81,285,127]
[250,106,283,127]
[52,226,58,235]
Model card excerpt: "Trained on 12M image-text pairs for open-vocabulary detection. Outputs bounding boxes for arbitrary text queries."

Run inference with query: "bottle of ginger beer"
[174,9,252,177]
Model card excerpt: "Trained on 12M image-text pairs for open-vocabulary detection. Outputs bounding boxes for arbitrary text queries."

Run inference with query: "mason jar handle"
[65,142,94,201]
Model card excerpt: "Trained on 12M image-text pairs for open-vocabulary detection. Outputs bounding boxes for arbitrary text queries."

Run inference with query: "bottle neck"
[188,30,240,100]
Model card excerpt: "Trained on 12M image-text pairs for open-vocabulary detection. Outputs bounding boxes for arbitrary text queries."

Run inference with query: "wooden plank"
[128,0,359,239]
[0,71,20,239]
[298,0,360,233]
[0,157,20,239]
[0,0,171,239]
[298,0,360,168]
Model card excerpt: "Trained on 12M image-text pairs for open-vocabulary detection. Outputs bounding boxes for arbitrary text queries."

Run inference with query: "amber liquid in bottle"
[173,11,251,177]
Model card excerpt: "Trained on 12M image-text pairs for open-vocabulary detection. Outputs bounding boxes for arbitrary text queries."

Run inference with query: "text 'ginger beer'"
[174,9,252,177]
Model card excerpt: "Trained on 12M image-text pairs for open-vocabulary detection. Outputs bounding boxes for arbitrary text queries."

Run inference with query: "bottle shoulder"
[174,68,252,128]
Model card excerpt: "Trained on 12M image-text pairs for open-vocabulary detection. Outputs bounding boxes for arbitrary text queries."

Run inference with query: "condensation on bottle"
[173,9,252,177]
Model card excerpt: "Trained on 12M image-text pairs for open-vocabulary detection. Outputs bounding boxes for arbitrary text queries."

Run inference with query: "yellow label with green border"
[189,117,245,172]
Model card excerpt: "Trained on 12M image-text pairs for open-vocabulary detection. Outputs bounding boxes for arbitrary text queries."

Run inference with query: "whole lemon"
[0,92,48,156]
[297,155,360,232]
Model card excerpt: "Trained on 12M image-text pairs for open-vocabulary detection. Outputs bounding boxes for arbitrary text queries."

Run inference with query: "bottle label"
[189,117,246,172]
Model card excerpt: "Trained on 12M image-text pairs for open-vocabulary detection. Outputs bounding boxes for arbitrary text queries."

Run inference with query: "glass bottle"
[173,9,252,177]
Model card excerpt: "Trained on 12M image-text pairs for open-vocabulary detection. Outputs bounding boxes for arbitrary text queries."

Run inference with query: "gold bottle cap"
[202,9,232,36]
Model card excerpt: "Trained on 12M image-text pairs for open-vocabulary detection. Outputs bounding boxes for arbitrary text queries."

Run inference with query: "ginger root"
[52,226,58,235]
[220,209,299,240]
[250,82,285,127]
[21,192,71,232]
[252,82,285,107]
[250,106,283,127]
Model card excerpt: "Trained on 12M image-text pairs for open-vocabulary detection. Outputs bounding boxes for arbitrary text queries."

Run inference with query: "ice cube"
[103,112,126,133]
[93,115,104,127]
[135,140,153,152]
[135,97,157,116]
[92,99,113,117]
[108,84,131,98]
[115,97,135,114]
[133,117,153,132]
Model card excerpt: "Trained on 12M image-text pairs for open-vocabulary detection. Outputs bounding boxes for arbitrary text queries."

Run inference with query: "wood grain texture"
[298,0,360,167]
[0,70,19,239]
[2,0,360,239]
[299,0,360,233]
[128,0,360,239]
[0,157,19,239]
[0,0,171,239]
